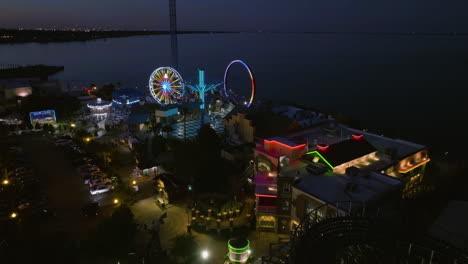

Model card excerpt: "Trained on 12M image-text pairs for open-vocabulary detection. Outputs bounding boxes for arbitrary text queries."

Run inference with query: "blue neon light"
[112,99,139,105]
[29,110,56,124]
[127,99,140,105]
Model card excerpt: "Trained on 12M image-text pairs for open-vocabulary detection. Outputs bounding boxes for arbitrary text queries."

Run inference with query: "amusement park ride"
[148,60,257,127]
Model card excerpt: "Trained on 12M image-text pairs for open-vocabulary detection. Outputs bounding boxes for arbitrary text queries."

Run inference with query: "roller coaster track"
[262,201,468,264]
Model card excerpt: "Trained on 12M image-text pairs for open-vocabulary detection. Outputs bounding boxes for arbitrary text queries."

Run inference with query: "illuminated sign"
[29,110,56,124]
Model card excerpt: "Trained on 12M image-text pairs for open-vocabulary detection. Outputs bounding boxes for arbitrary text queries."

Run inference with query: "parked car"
[78,164,99,170]
[74,160,93,166]
[90,185,110,195]
[55,139,72,146]
[15,171,35,178]
[89,177,112,187]
[81,171,102,179]
[83,174,103,185]
[14,167,33,173]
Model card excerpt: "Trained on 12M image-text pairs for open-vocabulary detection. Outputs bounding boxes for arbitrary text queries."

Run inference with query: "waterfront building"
[226,105,430,233]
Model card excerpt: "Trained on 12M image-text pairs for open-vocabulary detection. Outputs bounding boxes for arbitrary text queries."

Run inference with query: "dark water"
[1,33,467,155]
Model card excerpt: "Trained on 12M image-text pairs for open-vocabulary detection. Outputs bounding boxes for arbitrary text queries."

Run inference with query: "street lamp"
[70,123,76,128]
[201,249,209,260]
[113,199,119,204]
[2,179,9,185]
[10,212,17,219]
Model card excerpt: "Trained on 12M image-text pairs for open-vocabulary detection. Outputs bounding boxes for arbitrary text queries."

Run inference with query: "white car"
[90,185,110,195]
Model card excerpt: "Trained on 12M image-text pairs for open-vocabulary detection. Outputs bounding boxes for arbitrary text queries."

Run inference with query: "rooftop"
[224,108,302,139]
[286,121,348,147]
[294,170,402,205]
[272,105,329,127]
[347,128,427,160]
[265,137,305,148]
[87,98,112,107]
[314,138,377,167]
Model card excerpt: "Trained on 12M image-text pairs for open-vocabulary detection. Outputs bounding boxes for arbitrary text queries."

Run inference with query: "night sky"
[1,0,468,32]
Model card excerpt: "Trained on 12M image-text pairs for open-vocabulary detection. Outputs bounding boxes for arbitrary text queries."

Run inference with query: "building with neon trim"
[244,106,430,233]
[87,98,112,121]
[112,87,143,106]
[226,239,252,264]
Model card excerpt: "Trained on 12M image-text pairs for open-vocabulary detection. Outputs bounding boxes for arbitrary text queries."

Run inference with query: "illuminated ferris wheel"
[149,67,185,105]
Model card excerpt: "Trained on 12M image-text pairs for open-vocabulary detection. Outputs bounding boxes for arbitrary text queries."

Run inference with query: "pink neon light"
[316,144,330,151]
[255,194,277,198]
[352,134,364,140]
[264,140,306,150]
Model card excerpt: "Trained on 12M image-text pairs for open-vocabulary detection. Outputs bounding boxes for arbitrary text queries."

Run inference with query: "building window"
[282,200,290,211]
[259,221,275,228]
[283,183,291,194]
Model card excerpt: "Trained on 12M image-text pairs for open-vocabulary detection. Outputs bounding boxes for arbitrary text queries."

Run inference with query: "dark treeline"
[0,29,239,44]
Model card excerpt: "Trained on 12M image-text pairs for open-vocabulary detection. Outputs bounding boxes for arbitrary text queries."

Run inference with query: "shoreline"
[0,29,240,44]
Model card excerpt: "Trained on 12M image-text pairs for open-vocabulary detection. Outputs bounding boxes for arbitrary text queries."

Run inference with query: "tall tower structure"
[169,0,179,69]
[186,69,223,125]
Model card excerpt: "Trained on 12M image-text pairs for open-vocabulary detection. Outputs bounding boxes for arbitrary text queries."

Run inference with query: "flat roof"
[286,121,348,147]
[294,170,402,205]
[347,128,426,160]
[315,138,377,167]
[266,137,304,148]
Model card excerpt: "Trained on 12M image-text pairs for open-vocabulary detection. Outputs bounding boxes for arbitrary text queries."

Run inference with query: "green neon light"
[230,249,250,255]
[306,151,334,170]
[229,256,249,263]
[398,159,430,173]
[228,240,250,252]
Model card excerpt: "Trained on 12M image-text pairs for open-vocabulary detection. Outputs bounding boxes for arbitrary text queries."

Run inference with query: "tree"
[82,205,137,263]
[92,83,116,101]
[42,123,50,132]
[170,234,199,263]
[162,125,173,138]
[34,122,42,129]
[20,93,80,121]
[74,128,92,140]
[49,124,56,134]
[179,106,189,140]
[152,135,166,156]
[171,124,227,193]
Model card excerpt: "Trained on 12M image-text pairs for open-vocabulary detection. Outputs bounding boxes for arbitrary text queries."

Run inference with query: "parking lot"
[18,135,116,239]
